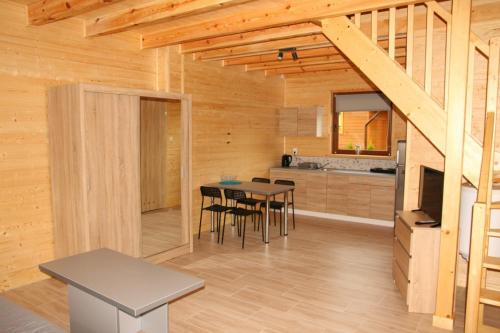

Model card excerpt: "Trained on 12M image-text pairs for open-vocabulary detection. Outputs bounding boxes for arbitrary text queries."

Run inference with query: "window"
[332,92,392,156]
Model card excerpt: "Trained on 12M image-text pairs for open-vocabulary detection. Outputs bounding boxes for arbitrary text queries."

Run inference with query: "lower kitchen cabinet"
[270,168,395,220]
[306,174,327,212]
[326,174,349,215]
[269,169,307,209]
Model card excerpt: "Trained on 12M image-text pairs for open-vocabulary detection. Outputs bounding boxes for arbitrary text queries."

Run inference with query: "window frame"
[331,91,393,156]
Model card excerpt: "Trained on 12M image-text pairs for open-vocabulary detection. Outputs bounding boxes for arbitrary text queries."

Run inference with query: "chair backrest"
[252,177,270,184]
[224,188,246,201]
[275,179,295,186]
[200,186,222,199]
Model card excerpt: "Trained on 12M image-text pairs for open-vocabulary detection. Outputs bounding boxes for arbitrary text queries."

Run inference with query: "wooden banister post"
[433,0,472,330]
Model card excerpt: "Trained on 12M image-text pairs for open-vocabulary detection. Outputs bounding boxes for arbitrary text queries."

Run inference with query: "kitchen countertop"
[270,167,395,178]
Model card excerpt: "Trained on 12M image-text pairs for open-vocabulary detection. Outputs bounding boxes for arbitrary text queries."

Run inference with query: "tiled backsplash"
[290,156,396,171]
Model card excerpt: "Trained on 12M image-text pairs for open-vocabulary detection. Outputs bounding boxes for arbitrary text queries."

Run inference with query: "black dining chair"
[268,179,296,235]
[223,189,263,248]
[198,186,231,243]
[234,177,270,230]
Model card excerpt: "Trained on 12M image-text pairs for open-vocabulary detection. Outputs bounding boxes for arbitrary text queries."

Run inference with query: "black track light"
[277,47,298,61]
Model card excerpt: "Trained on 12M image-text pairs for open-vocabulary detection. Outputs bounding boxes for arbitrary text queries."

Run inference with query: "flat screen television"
[418,166,445,223]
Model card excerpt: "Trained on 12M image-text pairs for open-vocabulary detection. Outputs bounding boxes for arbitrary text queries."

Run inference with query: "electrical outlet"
[292,148,298,156]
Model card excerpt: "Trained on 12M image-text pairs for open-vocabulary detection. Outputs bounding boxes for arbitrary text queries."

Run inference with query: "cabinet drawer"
[393,260,409,302]
[348,175,394,187]
[393,238,410,279]
[395,217,412,253]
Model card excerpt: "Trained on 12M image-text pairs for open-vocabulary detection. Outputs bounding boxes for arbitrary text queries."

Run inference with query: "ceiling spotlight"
[277,47,298,61]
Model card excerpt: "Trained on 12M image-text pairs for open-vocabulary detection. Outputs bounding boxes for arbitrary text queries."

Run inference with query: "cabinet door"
[298,107,323,137]
[347,184,371,218]
[306,173,327,212]
[279,107,298,136]
[84,92,141,257]
[270,170,306,209]
[370,187,395,220]
[297,107,317,136]
[326,174,349,215]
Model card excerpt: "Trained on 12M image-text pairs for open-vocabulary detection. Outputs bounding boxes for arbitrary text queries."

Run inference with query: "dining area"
[198,178,296,248]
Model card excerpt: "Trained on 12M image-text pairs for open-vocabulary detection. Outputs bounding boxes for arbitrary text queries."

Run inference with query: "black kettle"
[281,154,293,167]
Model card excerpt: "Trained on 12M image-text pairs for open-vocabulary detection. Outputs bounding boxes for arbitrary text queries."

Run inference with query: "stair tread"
[489,229,500,237]
[484,256,500,270]
[480,288,500,307]
[493,171,500,183]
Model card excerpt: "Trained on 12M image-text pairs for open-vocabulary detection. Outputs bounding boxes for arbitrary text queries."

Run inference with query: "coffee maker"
[281,154,292,167]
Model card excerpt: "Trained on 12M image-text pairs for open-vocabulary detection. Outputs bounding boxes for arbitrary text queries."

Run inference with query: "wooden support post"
[425,7,434,94]
[371,10,378,43]
[433,0,472,330]
[406,5,414,77]
[389,7,396,59]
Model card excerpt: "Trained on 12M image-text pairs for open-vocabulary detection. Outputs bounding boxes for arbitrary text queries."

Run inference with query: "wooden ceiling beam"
[28,0,124,25]
[221,36,406,65]
[250,54,348,72]
[180,23,321,54]
[248,47,406,71]
[195,34,330,61]
[141,0,422,48]
[267,55,406,76]
[223,46,340,66]
[86,0,251,37]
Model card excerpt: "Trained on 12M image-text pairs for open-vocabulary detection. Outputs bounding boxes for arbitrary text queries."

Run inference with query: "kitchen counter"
[270,167,395,178]
[270,167,396,221]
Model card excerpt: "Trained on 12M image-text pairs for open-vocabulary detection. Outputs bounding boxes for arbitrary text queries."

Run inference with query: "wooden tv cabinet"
[393,211,441,313]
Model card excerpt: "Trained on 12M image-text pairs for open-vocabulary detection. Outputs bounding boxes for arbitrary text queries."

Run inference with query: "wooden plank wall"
[284,68,407,158]
[139,98,181,211]
[0,1,284,291]
[165,101,182,208]
[182,55,284,232]
[140,98,168,212]
[0,1,157,291]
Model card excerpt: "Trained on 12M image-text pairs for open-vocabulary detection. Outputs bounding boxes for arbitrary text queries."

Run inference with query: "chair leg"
[237,215,241,237]
[217,212,222,244]
[242,216,247,249]
[279,209,283,236]
[273,209,277,226]
[292,203,296,230]
[253,210,256,232]
[198,208,204,239]
[260,214,264,242]
[221,212,227,245]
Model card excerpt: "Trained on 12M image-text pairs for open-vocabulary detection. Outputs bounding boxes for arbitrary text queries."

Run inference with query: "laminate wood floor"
[142,206,183,257]
[3,216,495,332]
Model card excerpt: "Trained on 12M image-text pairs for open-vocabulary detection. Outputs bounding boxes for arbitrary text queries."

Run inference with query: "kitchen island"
[270,167,395,225]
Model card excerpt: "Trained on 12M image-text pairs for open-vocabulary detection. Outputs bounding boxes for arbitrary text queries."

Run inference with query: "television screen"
[418,166,444,222]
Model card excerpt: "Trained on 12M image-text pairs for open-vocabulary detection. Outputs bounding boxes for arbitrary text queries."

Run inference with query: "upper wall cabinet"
[279,106,324,137]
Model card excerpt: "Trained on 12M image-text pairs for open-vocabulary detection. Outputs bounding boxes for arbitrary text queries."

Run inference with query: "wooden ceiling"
[21,0,499,77]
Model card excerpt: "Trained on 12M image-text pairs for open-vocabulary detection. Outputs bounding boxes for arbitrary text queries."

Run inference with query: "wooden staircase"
[320,1,493,188]
[464,38,500,333]
[317,1,500,331]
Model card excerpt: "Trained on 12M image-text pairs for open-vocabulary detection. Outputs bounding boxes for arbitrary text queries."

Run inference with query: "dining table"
[203,181,295,243]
